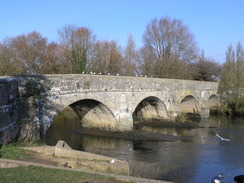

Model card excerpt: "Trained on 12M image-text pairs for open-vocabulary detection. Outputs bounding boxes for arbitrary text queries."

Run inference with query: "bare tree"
[91,41,106,74]
[19,32,48,74]
[0,32,48,75]
[139,46,157,76]
[58,25,96,74]
[122,34,137,76]
[42,42,70,74]
[0,39,19,75]
[91,40,122,74]
[141,17,198,78]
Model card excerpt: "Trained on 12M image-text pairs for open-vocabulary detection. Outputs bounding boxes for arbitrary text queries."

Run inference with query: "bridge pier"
[118,117,133,131]
[200,107,210,119]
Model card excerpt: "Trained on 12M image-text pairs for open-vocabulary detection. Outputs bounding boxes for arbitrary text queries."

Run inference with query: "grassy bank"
[0,144,134,183]
[0,165,132,183]
[0,143,30,160]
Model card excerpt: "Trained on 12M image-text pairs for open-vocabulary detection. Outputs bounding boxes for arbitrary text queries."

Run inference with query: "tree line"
[1,16,243,116]
[0,17,221,81]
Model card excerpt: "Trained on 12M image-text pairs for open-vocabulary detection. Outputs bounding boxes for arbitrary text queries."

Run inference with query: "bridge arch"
[132,96,169,122]
[69,99,118,131]
[179,95,201,117]
[208,94,219,108]
[49,92,120,132]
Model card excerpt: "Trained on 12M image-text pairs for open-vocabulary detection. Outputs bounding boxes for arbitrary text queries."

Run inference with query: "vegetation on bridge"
[23,79,51,107]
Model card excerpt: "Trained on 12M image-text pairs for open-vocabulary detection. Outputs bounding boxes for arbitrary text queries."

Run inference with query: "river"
[44,110,244,183]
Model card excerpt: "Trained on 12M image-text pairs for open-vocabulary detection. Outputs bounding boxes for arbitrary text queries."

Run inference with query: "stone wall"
[0,77,20,145]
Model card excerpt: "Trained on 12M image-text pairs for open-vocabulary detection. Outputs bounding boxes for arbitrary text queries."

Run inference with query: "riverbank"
[0,141,174,183]
[0,158,171,183]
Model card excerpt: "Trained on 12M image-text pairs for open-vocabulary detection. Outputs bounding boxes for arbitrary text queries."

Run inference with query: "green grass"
[0,143,29,160]
[0,144,134,183]
[0,165,133,183]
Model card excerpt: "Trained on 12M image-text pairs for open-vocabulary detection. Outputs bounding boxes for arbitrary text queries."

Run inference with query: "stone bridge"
[0,74,219,144]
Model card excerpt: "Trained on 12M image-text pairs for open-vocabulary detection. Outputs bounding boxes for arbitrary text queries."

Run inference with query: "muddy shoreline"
[72,120,202,142]
[72,123,200,143]
[134,120,199,129]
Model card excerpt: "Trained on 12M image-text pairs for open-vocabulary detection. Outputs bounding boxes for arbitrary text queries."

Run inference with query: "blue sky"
[0,0,243,63]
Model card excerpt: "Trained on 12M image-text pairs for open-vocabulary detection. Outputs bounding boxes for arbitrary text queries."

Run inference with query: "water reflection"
[80,135,134,160]
[44,110,82,150]
[45,111,244,183]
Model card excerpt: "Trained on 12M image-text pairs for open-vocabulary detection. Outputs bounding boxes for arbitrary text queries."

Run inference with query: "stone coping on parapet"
[5,73,218,83]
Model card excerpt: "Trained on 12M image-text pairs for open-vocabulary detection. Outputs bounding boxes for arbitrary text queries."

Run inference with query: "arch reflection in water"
[44,108,135,159]
[44,108,82,150]
[80,135,134,160]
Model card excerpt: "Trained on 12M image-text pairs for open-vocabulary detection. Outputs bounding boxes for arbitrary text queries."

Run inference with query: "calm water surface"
[45,111,244,183]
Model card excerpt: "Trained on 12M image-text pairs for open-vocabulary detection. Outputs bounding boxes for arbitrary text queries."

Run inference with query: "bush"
[217,95,244,116]
[175,114,189,123]
[236,96,244,116]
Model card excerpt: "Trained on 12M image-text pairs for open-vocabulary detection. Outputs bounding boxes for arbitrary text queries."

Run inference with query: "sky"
[0,0,244,64]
